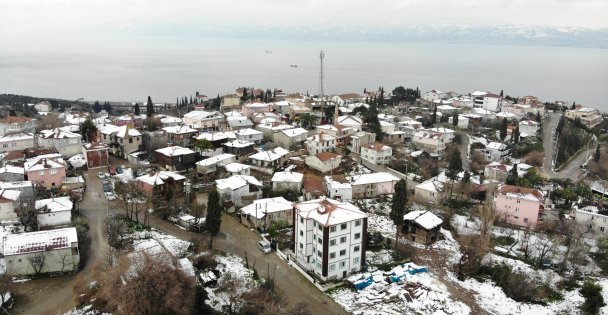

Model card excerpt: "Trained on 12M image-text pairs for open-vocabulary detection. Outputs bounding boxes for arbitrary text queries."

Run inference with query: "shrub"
[580,279,605,314]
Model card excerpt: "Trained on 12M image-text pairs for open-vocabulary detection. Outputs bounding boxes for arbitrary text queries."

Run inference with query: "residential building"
[0,116,37,136]
[196,153,237,175]
[35,196,73,227]
[3,227,80,276]
[336,115,363,131]
[241,102,273,117]
[159,116,182,128]
[234,128,264,144]
[0,165,25,182]
[0,181,34,201]
[0,133,35,153]
[423,90,446,102]
[223,163,251,176]
[240,197,294,229]
[293,197,368,280]
[222,140,255,158]
[255,122,294,141]
[305,152,342,173]
[249,147,290,169]
[306,133,336,155]
[275,128,309,149]
[251,112,280,124]
[136,171,186,195]
[518,120,540,137]
[215,175,263,207]
[155,146,197,171]
[565,107,603,128]
[38,129,82,158]
[97,124,142,159]
[484,162,532,182]
[495,185,544,229]
[484,142,510,162]
[33,101,51,113]
[412,131,446,156]
[414,179,444,205]
[82,143,109,169]
[574,206,608,234]
[331,93,363,106]
[384,131,405,144]
[324,176,353,201]
[162,125,197,147]
[226,117,254,130]
[221,94,241,111]
[349,131,375,154]
[472,91,503,112]
[24,155,66,189]
[398,210,443,245]
[195,131,236,156]
[360,143,392,165]
[0,189,21,221]
[316,125,353,146]
[348,172,399,199]
[271,171,304,191]
[183,111,224,131]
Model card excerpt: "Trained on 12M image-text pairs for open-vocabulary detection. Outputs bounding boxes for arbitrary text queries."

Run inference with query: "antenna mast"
[319,51,325,100]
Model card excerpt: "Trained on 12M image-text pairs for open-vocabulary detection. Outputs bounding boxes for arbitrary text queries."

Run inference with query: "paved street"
[13,167,346,314]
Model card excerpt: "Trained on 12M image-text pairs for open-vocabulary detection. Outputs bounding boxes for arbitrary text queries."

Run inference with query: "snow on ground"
[348,165,373,177]
[68,154,86,169]
[368,213,396,240]
[483,253,561,288]
[330,267,470,315]
[130,229,191,258]
[598,278,608,315]
[205,254,256,312]
[367,249,395,265]
[63,305,110,315]
[355,197,393,215]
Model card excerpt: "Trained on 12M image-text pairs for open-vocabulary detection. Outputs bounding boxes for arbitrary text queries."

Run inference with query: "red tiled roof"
[316,152,339,162]
[0,116,34,124]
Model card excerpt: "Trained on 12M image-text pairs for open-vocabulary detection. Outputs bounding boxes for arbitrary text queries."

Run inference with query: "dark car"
[102,181,111,192]
[116,166,123,174]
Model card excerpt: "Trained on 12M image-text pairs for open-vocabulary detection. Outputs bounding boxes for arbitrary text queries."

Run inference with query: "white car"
[257,240,272,254]
[97,172,106,179]
[104,192,116,200]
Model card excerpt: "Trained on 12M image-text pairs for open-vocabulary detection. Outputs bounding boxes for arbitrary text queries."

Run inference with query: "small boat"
[265,50,272,53]
[290,65,298,68]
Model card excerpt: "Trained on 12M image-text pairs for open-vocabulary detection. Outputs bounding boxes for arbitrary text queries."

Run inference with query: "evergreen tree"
[364,104,383,141]
[499,118,508,141]
[206,190,222,236]
[363,88,367,94]
[595,144,601,163]
[506,164,518,185]
[146,96,154,118]
[512,124,520,144]
[189,95,193,104]
[241,88,248,101]
[416,87,420,98]
[134,103,140,116]
[462,171,471,183]
[556,115,565,135]
[571,101,576,110]
[500,89,504,97]
[103,102,113,114]
[446,150,463,181]
[93,101,102,113]
[80,117,98,143]
[390,179,408,228]
[431,105,437,125]
[452,114,459,127]
[535,111,542,123]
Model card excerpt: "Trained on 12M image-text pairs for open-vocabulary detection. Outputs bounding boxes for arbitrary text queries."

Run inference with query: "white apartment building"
[183,110,224,131]
[574,205,608,234]
[306,132,336,155]
[293,197,368,280]
[360,142,392,165]
[472,91,503,112]
[485,142,510,161]
[0,132,35,153]
[412,130,447,156]
[38,129,83,158]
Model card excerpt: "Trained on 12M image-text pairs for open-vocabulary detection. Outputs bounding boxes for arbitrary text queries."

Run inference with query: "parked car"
[97,172,106,179]
[102,181,111,193]
[105,192,116,200]
[257,240,272,254]
[116,166,123,174]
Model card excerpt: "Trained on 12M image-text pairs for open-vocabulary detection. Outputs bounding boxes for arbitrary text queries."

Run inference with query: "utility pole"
[319,51,325,100]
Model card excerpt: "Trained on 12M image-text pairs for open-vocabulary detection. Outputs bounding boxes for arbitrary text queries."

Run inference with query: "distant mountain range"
[200,25,608,49]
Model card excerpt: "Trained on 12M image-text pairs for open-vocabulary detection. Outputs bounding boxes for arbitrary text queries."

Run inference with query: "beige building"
[305,152,342,173]
[565,107,603,128]
[275,127,309,149]
[0,132,35,153]
[360,142,392,165]
[97,124,142,159]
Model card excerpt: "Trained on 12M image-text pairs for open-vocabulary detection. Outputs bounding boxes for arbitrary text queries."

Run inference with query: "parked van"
[258,240,272,254]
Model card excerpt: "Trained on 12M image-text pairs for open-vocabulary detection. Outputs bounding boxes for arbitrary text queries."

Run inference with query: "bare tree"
[35,114,65,132]
[29,253,46,276]
[114,181,146,223]
[55,251,74,273]
[105,215,128,249]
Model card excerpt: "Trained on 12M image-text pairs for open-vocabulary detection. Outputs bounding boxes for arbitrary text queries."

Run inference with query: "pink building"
[495,185,544,229]
[24,156,67,189]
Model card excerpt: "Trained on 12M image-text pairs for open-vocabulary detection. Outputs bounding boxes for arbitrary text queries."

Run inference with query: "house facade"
[35,196,73,227]
[234,128,264,144]
[275,128,309,149]
[183,111,224,131]
[293,197,368,281]
[484,142,510,162]
[305,152,342,173]
[155,146,197,171]
[162,125,197,147]
[38,129,82,158]
[215,175,263,207]
[196,153,237,175]
[348,172,399,199]
[82,143,109,169]
[240,197,294,229]
[0,133,35,153]
[271,171,304,191]
[0,116,37,136]
[398,210,443,245]
[98,124,142,159]
[360,143,392,165]
[565,107,603,128]
[495,185,544,229]
[24,156,67,189]
[306,133,336,155]
[136,171,186,195]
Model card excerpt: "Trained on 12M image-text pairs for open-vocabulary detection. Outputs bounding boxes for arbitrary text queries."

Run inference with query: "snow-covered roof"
[160,116,182,124]
[3,227,78,256]
[240,197,293,219]
[162,125,197,134]
[35,196,73,212]
[39,129,81,139]
[0,165,24,175]
[325,176,352,190]
[216,175,263,190]
[250,147,290,162]
[0,132,34,142]
[415,180,444,193]
[272,171,304,183]
[223,140,254,148]
[486,142,507,150]
[496,185,543,202]
[196,153,236,167]
[137,171,186,186]
[0,181,33,190]
[361,142,392,153]
[245,102,271,108]
[115,125,142,138]
[196,131,236,141]
[348,172,399,186]
[184,110,221,119]
[309,132,336,142]
[403,210,443,230]
[379,121,395,127]
[155,146,195,156]
[281,127,308,137]
[256,122,294,131]
[337,115,363,126]
[223,163,251,173]
[295,197,368,226]
[0,189,21,202]
[24,157,65,172]
[235,128,263,136]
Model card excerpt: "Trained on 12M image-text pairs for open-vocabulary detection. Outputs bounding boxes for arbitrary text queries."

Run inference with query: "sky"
[1,0,607,48]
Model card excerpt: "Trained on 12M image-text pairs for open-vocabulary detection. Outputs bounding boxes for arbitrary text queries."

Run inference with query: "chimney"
[43,158,48,168]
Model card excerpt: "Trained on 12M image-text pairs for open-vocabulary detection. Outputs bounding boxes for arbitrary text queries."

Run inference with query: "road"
[454,130,470,171]
[13,167,346,315]
[541,111,589,180]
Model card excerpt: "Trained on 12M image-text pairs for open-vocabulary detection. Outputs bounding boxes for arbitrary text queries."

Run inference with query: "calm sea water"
[0,39,606,109]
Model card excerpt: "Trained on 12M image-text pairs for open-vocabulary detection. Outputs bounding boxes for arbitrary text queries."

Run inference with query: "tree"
[535,111,542,123]
[36,114,64,132]
[446,151,463,198]
[571,101,576,110]
[363,105,383,141]
[93,101,102,113]
[431,106,437,125]
[452,114,459,127]
[0,275,12,307]
[392,86,406,104]
[390,179,408,227]
[194,139,214,152]
[499,118,508,141]
[146,96,154,118]
[134,103,140,116]
[595,144,601,163]
[580,280,605,314]
[79,117,98,143]
[105,215,128,249]
[500,89,504,97]
[298,113,318,129]
[206,190,222,236]
[512,124,520,144]
[506,163,518,185]
[190,200,207,232]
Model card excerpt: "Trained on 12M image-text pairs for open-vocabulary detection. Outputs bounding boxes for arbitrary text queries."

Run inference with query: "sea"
[0,38,606,109]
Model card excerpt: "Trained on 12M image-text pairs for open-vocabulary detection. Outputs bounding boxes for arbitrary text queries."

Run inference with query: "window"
[339,261,346,268]
[330,252,336,259]
[329,264,336,272]
[300,217,304,224]
[341,223,347,230]
[299,230,303,237]
[523,218,529,223]
[330,226,336,233]
[340,236,347,243]
[39,171,45,176]
[601,227,605,232]
[353,257,360,264]
[355,220,361,227]
[354,233,361,240]
[299,243,303,249]
[50,169,57,175]
[317,223,322,231]
[317,250,322,257]
[339,249,346,256]
[129,138,133,143]
[317,236,322,244]
[330,239,336,246]
[313,221,316,228]
[354,246,360,252]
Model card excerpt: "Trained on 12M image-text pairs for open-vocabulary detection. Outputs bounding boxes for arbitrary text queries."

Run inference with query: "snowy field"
[204,254,257,312]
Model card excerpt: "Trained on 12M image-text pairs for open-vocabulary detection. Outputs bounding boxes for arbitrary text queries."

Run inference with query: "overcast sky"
[1,0,606,46]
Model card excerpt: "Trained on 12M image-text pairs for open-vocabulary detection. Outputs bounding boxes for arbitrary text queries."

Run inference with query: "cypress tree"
[452,114,459,127]
[506,164,518,185]
[499,118,508,141]
[513,124,520,144]
[390,179,408,227]
[93,101,102,113]
[595,144,601,163]
[535,111,542,123]
[206,190,222,236]
[431,105,437,125]
[146,96,154,118]
[134,103,140,116]
[446,151,463,182]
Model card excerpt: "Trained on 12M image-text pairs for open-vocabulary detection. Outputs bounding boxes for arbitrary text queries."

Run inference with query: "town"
[0,84,606,315]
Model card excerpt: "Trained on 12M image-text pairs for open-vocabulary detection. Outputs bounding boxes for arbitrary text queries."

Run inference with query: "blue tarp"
[354,277,374,290]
